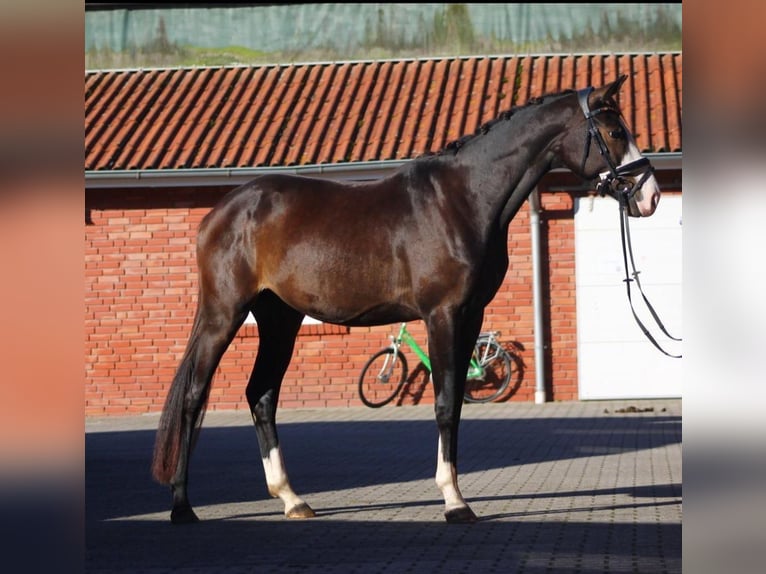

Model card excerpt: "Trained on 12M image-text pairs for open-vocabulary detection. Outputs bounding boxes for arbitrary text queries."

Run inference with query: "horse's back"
[204,173,406,229]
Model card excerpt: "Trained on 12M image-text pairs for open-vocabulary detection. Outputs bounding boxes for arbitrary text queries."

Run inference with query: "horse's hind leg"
[246,291,315,519]
[152,296,248,524]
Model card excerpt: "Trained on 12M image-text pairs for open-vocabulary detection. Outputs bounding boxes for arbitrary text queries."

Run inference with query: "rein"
[618,194,682,358]
[577,86,682,359]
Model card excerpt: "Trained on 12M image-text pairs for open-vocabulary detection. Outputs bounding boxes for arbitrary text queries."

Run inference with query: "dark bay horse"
[152,75,660,524]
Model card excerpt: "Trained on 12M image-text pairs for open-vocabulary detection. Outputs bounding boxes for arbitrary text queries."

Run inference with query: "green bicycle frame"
[393,323,485,379]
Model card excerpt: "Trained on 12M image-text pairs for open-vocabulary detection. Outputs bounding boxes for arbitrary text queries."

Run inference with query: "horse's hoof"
[286,502,316,519]
[445,506,478,524]
[170,505,200,524]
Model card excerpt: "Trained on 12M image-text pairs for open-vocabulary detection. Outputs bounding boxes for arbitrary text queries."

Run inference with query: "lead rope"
[618,194,682,358]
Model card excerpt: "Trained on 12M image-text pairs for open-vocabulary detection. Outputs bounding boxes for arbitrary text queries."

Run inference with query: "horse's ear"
[588,74,628,108]
[604,74,628,98]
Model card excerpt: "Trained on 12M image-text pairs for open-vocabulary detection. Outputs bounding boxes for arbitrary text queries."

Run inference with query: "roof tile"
[85,52,682,171]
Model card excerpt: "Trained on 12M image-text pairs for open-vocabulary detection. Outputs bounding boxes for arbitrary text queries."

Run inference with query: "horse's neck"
[461,106,563,228]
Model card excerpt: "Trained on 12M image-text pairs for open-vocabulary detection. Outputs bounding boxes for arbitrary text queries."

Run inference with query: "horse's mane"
[419,88,576,158]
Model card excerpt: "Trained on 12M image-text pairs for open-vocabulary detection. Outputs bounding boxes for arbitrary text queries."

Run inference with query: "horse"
[151,74,660,524]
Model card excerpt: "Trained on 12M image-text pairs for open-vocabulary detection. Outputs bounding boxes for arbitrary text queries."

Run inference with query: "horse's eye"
[609,128,626,139]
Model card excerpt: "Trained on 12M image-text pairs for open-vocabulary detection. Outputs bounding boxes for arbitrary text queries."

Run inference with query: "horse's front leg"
[247,298,315,519]
[426,309,484,523]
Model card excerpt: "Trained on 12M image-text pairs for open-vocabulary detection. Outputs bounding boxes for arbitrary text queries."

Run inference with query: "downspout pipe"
[529,187,547,404]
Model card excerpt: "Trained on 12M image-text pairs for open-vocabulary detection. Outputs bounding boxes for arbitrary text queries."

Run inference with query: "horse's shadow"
[220,485,682,522]
[86,506,681,573]
[86,414,680,523]
[86,412,681,571]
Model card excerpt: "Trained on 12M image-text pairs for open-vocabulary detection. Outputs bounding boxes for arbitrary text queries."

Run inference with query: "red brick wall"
[85,178,680,416]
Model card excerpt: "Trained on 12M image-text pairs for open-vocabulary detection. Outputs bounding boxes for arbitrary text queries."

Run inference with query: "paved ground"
[85,399,681,573]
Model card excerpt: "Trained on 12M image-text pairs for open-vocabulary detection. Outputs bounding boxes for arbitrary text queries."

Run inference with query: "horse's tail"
[151,314,205,485]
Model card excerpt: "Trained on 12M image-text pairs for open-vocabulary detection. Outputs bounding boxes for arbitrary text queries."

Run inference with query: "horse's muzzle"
[598,158,659,217]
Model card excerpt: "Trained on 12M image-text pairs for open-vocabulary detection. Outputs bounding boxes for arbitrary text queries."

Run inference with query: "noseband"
[577,87,655,207]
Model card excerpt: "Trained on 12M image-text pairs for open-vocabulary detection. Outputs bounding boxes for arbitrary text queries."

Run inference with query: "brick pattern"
[86,181,681,416]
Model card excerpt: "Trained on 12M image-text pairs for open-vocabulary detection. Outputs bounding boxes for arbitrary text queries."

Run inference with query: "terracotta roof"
[85,52,681,172]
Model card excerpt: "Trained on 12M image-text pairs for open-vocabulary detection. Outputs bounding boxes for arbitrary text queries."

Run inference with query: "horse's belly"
[305,302,420,327]
[264,258,419,326]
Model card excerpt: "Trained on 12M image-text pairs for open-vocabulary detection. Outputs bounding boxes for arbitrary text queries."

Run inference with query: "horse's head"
[559,75,661,217]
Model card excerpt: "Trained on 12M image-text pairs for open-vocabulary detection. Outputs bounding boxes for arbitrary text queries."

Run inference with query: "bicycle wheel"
[464,338,513,403]
[358,348,408,408]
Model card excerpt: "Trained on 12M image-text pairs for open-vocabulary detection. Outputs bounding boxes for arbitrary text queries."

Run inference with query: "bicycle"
[358,322,518,407]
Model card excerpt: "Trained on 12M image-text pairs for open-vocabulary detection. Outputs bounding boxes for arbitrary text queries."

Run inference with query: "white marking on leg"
[435,437,468,512]
[262,446,306,513]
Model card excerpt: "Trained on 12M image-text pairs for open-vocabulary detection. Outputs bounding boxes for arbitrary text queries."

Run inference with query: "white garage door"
[574,195,682,399]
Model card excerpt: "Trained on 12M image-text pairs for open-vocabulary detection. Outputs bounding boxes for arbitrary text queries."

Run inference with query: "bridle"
[577,86,682,359]
[577,87,656,205]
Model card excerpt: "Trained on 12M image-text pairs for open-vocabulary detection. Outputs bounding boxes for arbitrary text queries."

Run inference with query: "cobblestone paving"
[86,400,681,573]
